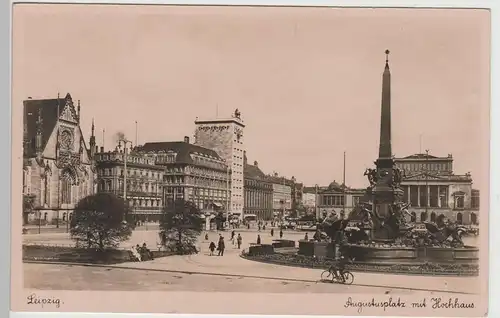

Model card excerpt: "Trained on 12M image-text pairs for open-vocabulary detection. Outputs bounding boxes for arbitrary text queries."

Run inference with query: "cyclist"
[331,255,349,282]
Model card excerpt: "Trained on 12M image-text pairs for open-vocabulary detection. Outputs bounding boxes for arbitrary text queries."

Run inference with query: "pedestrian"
[263,224,266,231]
[258,224,261,232]
[257,234,261,245]
[205,233,209,241]
[209,241,216,256]
[231,230,235,245]
[280,229,283,238]
[304,232,309,241]
[247,223,250,230]
[270,228,274,237]
[237,233,242,249]
[218,236,225,256]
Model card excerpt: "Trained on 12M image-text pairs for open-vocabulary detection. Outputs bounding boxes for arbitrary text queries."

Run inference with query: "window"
[61,172,72,204]
[454,195,465,209]
[471,191,480,209]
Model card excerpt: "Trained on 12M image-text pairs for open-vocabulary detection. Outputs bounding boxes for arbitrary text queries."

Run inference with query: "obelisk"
[371,50,404,240]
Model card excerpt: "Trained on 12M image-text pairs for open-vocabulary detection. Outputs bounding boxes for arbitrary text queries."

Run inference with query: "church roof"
[138,141,224,165]
[23,93,72,157]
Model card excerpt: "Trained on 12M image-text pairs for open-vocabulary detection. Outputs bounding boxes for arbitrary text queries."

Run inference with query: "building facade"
[22,93,96,225]
[316,182,365,220]
[395,153,480,225]
[94,144,164,221]
[266,173,293,218]
[301,188,318,215]
[194,109,245,218]
[138,137,231,216]
[243,154,273,220]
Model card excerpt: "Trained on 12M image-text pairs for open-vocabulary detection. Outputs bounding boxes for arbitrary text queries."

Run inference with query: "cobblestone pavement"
[23,229,480,294]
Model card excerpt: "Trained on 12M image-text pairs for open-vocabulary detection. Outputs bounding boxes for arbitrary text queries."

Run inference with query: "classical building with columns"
[315,182,365,220]
[395,153,480,225]
[243,153,273,220]
[194,109,245,219]
[22,93,96,225]
[94,144,164,222]
[137,137,231,216]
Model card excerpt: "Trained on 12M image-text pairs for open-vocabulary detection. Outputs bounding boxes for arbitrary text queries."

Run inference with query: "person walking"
[304,232,309,241]
[237,233,242,249]
[209,241,216,256]
[280,229,284,239]
[218,236,225,256]
[257,234,261,245]
[231,230,236,245]
[270,228,274,237]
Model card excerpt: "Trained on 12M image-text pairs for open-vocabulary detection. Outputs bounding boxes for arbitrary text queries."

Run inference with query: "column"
[427,185,430,207]
[407,186,410,204]
[437,185,441,207]
[417,186,421,207]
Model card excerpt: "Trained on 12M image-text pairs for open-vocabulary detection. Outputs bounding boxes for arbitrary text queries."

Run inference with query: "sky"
[12,4,490,188]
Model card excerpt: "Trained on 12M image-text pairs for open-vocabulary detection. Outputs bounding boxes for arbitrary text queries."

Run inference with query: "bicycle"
[320,265,354,285]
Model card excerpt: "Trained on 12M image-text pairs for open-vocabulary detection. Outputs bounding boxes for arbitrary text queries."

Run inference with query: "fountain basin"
[297,240,478,265]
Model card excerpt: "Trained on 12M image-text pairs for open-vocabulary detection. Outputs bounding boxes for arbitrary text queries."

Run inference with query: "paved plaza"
[23,229,480,294]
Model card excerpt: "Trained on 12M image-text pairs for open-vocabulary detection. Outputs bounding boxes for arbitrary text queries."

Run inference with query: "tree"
[70,193,134,250]
[159,198,203,255]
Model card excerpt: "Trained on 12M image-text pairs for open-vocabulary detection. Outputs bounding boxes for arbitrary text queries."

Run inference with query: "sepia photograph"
[10,3,490,316]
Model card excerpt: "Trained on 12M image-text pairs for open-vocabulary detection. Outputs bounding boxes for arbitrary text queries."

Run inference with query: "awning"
[213,202,223,208]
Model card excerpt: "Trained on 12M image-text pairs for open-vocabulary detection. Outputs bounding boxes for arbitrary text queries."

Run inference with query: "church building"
[22,93,96,225]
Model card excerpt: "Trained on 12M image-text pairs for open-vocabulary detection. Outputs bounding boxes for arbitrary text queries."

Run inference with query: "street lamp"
[119,139,133,204]
[425,149,429,217]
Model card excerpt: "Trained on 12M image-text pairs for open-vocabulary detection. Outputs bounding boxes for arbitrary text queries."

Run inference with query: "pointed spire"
[378,49,392,159]
[77,99,81,122]
[89,118,96,157]
[385,49,390,70]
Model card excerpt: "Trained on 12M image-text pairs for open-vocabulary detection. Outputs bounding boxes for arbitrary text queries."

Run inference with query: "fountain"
[298,50,478,267]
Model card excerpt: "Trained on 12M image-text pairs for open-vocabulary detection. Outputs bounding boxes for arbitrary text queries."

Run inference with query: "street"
[23,228,480,294]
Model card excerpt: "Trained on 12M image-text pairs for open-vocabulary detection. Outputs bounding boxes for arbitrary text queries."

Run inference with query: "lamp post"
[314,184,319,221]
[226,166,230,224]
[119,139,133,204]
[425,149,429,217]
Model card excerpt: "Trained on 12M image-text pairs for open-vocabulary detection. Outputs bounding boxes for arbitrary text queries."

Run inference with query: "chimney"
[100,146,104,153]
[184,136,190,143]
[28,97,32,99]
[254,160,258,167]
[95,146,99,154]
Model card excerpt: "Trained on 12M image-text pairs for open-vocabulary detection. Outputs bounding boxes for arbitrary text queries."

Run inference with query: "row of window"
[397,162,451,172]
[98,180,161,193]
[98,168,162,180]
[128,198,162,207]
[96,153,155,166]
[192,154,226,170]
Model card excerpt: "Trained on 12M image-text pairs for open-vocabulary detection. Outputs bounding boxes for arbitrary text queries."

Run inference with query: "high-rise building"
[194,109,245,218]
